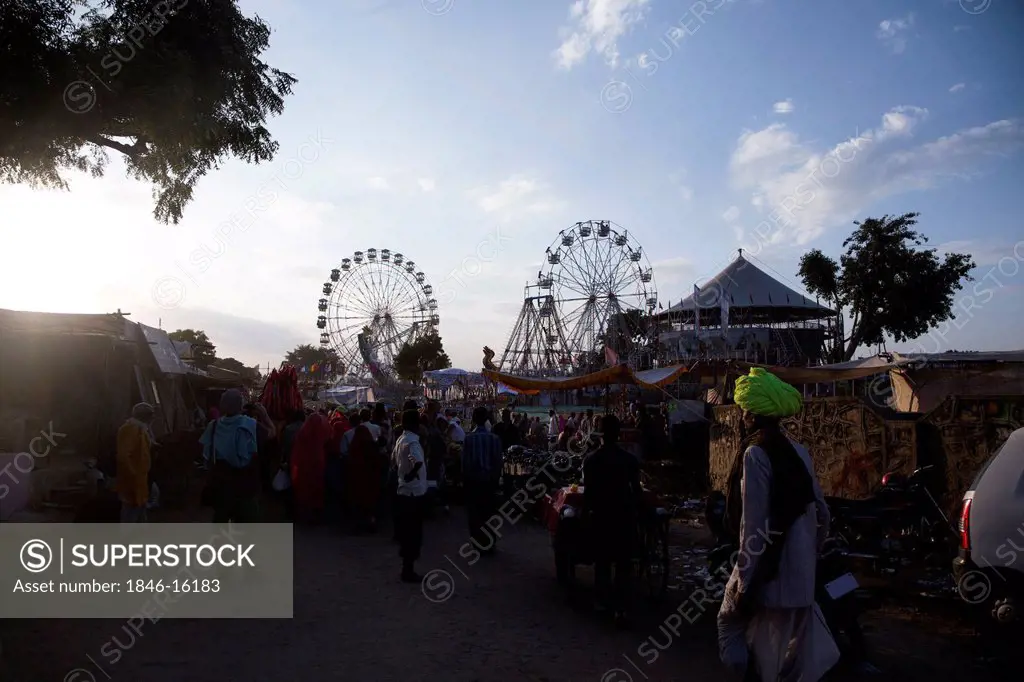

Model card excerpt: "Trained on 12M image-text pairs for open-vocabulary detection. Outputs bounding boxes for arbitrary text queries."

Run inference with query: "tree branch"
[87,134,149,157]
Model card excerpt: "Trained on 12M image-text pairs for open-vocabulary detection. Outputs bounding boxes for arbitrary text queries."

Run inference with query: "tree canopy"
[393,331,452,384]
[1,0,296,223]
[167,328,216,367]
[211,356,260,383]
[284,343,341,373]
[798,213,976,361]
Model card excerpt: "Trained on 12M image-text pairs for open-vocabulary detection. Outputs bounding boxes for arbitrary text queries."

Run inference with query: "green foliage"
[167,328,216,367]
[284,343,341,373]
[394,331,452,384]
[211,356,259,382]
[0,0,296,223]
[798,213,976,361]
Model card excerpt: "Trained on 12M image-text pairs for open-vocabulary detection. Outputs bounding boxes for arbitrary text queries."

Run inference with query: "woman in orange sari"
[346,421,384,532]
[289,413,332,523]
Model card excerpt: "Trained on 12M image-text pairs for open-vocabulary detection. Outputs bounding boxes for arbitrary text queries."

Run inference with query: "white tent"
[321,385,375,405]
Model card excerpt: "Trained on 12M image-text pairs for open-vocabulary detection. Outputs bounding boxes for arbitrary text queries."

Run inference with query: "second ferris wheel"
[501,220,658,375]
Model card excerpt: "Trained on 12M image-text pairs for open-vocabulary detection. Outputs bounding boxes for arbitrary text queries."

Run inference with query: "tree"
[798,213,976,361]
[284,344,341,373]
[393,331,452,385]
[211,356,259,383]
[1,0,296,223]
[168,328,216,368]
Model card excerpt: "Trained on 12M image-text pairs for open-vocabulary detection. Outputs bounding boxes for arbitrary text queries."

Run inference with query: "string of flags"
[297,363,333,374]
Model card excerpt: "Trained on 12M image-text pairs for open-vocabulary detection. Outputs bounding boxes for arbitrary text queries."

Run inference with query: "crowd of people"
[111,369,841,680]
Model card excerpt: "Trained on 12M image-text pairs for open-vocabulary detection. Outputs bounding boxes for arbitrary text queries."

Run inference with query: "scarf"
[127,418,154,445]
[723,424,815,588]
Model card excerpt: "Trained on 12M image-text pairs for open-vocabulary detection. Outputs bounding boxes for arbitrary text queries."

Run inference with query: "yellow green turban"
[734,367,802,417]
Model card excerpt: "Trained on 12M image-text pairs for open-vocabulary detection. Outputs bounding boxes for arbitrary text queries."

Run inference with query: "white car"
[953,426,1024,626]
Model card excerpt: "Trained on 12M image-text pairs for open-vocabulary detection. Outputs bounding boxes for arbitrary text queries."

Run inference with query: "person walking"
[491,407,520,451]
[581,415,642,626]
[200,389,262,523]
[394,408,428,582]
[115,402,156,522]
[717,368,834,682]
[547,409,559,448]
[347,412,385,532]
[461,406,504,555]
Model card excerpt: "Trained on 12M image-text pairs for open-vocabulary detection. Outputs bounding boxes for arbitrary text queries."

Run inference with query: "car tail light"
[959,498,972,550]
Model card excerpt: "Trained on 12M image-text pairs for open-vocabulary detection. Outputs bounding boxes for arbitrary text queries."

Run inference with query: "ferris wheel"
[540,220,657,370]
[316,248,438,381]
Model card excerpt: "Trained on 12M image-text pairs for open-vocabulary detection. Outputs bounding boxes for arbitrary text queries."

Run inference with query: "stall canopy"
[731,355,906,384]
[321,385,375,405]
[423,367,483,386]
[481,363,690,392]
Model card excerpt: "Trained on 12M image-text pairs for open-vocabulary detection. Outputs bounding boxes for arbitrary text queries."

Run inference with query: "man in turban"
[717,368,834,681]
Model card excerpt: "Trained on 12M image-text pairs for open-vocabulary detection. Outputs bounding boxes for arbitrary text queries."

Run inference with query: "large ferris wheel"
[316,248,438,381]
[501,220,658,375]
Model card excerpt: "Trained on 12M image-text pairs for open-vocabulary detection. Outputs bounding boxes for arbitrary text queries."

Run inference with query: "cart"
[543,485,672,599]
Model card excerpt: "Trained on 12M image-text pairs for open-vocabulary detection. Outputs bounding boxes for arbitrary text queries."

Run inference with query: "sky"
[3,0,1023,371]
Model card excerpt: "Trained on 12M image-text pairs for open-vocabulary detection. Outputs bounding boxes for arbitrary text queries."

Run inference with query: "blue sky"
[3,0,1022,370]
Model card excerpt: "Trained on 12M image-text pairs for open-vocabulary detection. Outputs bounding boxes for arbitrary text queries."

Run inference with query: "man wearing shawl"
[717,368,834,682]
[116,403,156,522]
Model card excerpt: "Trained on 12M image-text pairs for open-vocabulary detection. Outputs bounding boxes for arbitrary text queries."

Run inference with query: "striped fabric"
[461,427,504,482]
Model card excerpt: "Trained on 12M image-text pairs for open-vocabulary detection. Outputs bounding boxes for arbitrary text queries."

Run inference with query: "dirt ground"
[0,506,1009,682]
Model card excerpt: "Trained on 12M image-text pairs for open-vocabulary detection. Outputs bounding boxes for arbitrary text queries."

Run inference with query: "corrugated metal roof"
[138,324,191,375]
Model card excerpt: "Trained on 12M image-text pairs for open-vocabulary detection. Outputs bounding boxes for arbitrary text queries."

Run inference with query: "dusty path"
[0,509,1003,682]
[1,511,719,682]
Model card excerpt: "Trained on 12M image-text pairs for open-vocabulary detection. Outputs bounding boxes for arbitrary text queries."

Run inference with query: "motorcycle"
[825,465,957,572]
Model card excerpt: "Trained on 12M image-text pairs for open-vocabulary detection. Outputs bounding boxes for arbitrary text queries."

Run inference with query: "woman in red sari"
[346,421,384,532]
[290,413,332,522]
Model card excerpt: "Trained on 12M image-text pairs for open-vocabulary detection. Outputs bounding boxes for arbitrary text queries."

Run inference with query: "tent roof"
[892,350,1024,365]
[663,253,835,321]
[0,308,130,337]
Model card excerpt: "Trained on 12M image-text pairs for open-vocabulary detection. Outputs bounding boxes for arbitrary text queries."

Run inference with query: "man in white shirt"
[394,408,428,582]
[548,409,559,446]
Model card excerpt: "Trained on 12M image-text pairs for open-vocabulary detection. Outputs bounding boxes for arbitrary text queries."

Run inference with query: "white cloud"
[554,0,650,70]
[470,174,562,219]
[651,256,697,297]
[728,109,1023,246]
[722,205,741,222]
[772,99,794,114]
[949,82,966,93]
[668,170,693,202]
[417,177,436,192]
[933,240,1016,268]
[877,14,914,54]
[366,176,390,190]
